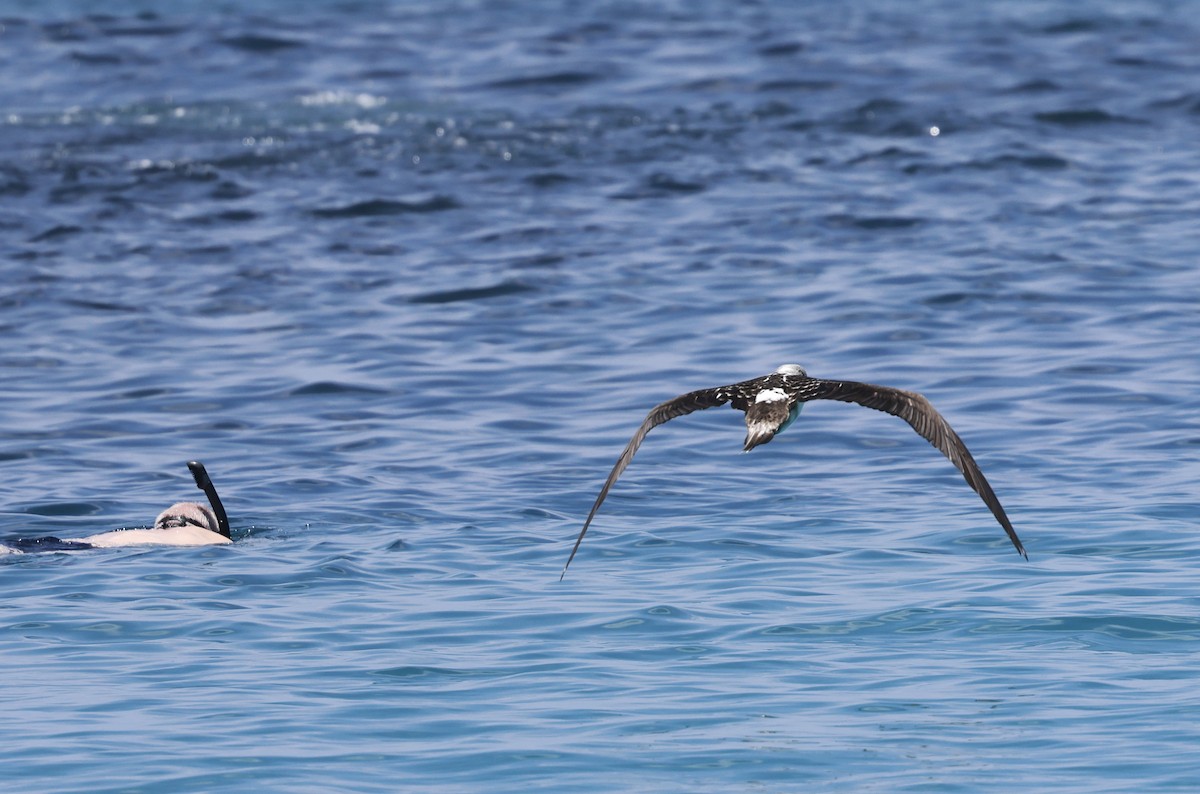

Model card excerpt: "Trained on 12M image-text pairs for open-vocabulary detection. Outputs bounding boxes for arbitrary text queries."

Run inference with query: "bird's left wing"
[561,385,733,578]
[798,378,1027,559]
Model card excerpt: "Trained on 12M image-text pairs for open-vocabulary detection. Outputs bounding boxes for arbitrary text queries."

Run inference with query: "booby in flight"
[561,364,1026,578]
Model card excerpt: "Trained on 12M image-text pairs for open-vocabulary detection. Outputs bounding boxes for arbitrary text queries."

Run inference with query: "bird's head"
[774,363,807,377]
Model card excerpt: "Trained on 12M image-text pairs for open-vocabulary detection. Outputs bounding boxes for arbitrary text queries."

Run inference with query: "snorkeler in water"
[1,461,231,554]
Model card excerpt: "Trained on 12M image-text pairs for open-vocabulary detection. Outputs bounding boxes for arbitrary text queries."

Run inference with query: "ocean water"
[2,0,1199,791]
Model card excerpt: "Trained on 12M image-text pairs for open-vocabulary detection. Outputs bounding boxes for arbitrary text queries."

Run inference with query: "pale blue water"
[2,1,1199,791]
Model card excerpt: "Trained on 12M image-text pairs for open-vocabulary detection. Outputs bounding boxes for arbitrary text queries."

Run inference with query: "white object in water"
[75,502,231,548]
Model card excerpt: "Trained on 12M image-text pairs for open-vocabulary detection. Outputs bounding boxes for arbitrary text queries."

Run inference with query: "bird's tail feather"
[743,424,776,452]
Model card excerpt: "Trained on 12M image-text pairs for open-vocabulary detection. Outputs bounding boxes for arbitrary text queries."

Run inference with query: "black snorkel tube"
[187,461,231,539]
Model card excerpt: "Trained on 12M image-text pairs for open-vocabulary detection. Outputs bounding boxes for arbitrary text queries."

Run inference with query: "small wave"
[757,78,837,93]
[1008,78,1061,93]
[612,173,707,200]
[61,298,139,313]
[98,19,188,38]
[822,214,922,231]
[311,196,460,218]
[1035,108,1142,126]
[524,172,574,188]
[757,41,806,58]
[373,665,475,679]
[485,71,607,91]
[184,209,259,225]
[29,225,84,242]
[68,51,124,65]
[983,153,1070,170]
[407,281,535,304]
[21,502,103,517]
[220,34,306,53]
[286,381,390,397]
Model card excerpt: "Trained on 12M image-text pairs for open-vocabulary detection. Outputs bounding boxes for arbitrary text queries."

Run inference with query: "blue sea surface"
[2,0,1199,791]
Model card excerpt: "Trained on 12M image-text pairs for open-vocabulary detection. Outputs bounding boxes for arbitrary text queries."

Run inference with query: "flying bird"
[561,364,1026,578]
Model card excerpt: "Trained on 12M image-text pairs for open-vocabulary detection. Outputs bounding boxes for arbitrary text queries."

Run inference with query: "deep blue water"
[3,0,1200,791]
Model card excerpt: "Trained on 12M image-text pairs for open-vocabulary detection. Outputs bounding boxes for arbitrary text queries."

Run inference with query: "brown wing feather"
[561,386,732,578]
[800,378,1027,558]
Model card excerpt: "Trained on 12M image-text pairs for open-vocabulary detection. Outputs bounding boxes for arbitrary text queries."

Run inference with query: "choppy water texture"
[3,1,1200,791]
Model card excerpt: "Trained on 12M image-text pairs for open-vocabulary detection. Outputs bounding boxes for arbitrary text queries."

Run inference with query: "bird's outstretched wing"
[797,378,1027,558]
[561,386,733,578]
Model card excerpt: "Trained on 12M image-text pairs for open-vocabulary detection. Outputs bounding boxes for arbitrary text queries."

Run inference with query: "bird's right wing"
[561,386,733,578]
[800,378,1027,559]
